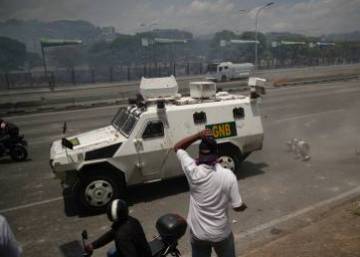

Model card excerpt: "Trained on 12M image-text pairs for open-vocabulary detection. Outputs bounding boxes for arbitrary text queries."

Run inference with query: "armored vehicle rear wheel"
[221,75,227,82]
[76,172,125,212]
[217,146,241,173]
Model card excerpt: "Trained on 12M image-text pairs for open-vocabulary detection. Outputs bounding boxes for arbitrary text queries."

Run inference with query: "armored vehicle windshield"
[112,107,138,137]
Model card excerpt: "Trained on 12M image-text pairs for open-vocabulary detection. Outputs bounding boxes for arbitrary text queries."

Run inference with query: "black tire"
[221,75,227,82]
[10,145,28,161]
[75,171,125,212]
[217,145,241,173]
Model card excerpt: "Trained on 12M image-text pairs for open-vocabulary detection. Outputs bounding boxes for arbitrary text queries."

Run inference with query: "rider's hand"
[84,243,94,254]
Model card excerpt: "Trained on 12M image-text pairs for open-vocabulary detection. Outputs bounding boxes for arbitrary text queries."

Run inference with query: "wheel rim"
[218,155,236,171]
[84,180,114,207]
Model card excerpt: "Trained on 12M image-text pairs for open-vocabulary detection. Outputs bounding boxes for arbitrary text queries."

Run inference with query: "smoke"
[0,0,359,35]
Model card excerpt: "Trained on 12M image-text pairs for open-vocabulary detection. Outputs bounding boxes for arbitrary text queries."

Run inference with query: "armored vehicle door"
[133,119,168,181]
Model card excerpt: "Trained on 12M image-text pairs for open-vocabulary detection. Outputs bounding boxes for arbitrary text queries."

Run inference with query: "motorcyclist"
[0,119,19,156]
[0,119,9,155]
[84,199,152,257]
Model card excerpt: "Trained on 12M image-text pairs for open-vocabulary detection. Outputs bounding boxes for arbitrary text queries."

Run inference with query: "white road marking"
[0,197,63,214]
[234,185,360,240]
[165,185,360,257]
[270,108,345,124]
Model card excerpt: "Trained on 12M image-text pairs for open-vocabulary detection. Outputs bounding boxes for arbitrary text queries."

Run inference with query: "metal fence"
[0,59,359,90]
[0,62,205,90]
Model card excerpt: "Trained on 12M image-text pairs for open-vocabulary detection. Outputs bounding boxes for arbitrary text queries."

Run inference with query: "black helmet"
[106,199,129,222]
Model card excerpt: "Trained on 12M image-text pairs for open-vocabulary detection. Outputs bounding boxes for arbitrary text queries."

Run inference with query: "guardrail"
[272,74,360,87]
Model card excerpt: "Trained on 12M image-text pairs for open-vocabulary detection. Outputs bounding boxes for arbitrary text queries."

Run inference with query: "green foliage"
[111,34,141,49]
[0,36,26,72]
[210,30,238,48]
[49,45,86,69]
[208,30,268,63]
[88,29,197,67]
[27,52,42,68]
[0,19,102,52]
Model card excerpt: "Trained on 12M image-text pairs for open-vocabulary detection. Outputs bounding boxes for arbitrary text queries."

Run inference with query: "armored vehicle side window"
[224,66,228,70]
[219,67,223,72]
[233,107,245,119]
[193,112,207,124]
[142,121,164,139]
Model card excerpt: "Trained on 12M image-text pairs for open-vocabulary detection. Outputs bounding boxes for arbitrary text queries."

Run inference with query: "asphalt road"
[1,79,360,257]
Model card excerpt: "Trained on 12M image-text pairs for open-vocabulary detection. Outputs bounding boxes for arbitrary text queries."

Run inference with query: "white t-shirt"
[176,149,243,242]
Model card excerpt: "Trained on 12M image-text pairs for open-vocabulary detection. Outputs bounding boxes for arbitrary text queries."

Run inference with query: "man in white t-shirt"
[174,129,247,257]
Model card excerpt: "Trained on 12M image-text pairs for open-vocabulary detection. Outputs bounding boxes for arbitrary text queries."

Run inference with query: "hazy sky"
[0,0,359,35]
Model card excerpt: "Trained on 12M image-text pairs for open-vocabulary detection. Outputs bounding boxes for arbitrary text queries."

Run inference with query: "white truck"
[49,76,265,211]
[207,62,254,82]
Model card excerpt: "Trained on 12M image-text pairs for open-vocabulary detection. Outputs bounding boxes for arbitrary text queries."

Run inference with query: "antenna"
[62,121,67,134]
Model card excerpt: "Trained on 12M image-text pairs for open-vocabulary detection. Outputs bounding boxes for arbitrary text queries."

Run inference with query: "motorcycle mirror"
[81,230,88,240]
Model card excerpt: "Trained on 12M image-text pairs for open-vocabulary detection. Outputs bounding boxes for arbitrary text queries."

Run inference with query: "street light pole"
[254,2,274,70]
[139,22,158,72]
[41,44,48,81]
[40,39,82,89]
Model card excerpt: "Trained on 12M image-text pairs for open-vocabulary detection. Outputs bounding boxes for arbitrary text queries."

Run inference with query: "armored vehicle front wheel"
[76,172,125,212]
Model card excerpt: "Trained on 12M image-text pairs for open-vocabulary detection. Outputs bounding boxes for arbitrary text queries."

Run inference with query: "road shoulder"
[241,197,360,257]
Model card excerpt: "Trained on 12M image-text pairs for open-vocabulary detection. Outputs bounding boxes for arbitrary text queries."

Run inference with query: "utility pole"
[254,2,274,69]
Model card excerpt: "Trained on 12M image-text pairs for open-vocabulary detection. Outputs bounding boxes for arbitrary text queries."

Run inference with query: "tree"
[49,45,86,69]
[240,31,267,64]
[0,36,26,72]
[27,52,42,68]
[209,31,239,61]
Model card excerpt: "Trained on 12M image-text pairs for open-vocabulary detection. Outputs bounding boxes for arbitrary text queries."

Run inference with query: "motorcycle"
[0,134,28,161]
[81,213,187,257]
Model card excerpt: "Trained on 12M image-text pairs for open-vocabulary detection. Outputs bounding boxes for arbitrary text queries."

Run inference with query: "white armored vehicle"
[50,76,265,211]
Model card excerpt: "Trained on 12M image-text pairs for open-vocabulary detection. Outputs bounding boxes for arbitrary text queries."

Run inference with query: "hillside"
[0,19,107,53]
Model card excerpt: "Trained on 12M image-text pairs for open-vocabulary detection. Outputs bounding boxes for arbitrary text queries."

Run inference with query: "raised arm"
[173,129,212,152]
